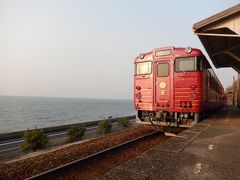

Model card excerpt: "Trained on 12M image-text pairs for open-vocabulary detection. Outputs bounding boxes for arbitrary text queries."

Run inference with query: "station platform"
[99,107,240,180]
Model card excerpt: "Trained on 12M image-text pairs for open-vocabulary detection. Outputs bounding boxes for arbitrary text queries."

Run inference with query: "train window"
[135,61,152,75]
[175,57,202,72]
[157,63,169,77]
[196,56,203,70]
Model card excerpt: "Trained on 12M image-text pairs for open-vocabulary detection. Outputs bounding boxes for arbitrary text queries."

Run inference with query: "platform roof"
[193,4,240,72]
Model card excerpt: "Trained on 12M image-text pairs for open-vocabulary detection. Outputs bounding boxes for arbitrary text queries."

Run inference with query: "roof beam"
[212,43,240,56]
[195,32,240,37]
[225,51,240,62]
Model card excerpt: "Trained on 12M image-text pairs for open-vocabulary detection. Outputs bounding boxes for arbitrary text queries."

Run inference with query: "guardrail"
[0,115,136,142]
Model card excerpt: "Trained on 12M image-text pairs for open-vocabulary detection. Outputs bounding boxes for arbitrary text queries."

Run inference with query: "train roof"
[134,46,203,63]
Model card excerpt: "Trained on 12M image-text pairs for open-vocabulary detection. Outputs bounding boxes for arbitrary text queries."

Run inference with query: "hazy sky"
[0,0,239,100]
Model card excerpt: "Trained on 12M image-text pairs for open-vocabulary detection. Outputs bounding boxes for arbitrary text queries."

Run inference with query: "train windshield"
[135,61,152,75]
[175,57,202,72]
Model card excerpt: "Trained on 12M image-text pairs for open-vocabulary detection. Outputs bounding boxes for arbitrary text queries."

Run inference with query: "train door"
[155,60,173,109]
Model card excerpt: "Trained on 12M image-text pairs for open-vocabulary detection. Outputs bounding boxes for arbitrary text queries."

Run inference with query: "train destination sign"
[155,49,171,57]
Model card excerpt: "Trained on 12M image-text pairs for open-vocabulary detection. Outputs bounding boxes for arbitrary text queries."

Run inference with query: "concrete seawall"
[0,115,136,142]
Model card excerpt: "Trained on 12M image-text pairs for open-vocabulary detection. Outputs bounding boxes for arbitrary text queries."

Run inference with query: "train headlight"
[136,93,142,100]
[136,86,141,90]
[139,53,145,59]
[185,47,192,53]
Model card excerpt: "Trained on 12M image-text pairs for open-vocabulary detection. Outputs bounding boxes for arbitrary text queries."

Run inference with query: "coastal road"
[0,119,136,161]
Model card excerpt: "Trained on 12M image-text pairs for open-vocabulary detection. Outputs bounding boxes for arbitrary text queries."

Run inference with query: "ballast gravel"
[0,125,158,179]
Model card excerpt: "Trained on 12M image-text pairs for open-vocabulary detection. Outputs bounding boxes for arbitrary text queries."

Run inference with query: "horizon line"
[0,94,132,101]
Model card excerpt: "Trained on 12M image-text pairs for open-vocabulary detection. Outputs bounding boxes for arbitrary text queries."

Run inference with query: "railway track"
[26,130,163,180]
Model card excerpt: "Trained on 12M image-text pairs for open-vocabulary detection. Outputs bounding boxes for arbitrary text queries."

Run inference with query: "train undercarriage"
[136,110,201,127]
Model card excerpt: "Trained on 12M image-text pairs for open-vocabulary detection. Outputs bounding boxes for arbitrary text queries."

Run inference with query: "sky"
[0,0,239,100]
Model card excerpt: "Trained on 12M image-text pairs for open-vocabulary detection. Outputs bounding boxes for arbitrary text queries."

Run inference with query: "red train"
[134,46,224,127]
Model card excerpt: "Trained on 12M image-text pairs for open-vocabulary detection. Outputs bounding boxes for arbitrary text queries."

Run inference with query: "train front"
[134,47,204,127]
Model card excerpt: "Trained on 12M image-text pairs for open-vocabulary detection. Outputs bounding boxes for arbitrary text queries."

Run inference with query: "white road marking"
[0,147,19,153]
[0,140,23,146]
[48,131,67,137]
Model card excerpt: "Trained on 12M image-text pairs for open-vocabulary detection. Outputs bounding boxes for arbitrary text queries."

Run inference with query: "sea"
[0,96,134,134]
